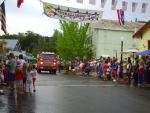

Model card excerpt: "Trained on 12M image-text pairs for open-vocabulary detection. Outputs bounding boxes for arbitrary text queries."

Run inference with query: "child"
[26,64,33,95]
[22,63,27,92]
[15,62,23,94]
[32,65,37,92]
[106,65,111,81]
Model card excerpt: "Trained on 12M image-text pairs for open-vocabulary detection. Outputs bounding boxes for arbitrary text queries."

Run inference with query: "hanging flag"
[122,1,128,11]
[117,9,125,26]
[111,0,117,10]
[43,2,103,22]
[17,0,24,8]
[76,0,83,4]
[141,3,148,13]
[101,0,107,8]
[132,2,138,12]
[0,2,7,34]
[89,0,96,5]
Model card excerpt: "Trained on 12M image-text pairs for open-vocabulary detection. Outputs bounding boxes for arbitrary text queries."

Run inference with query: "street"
[0,71,150,113]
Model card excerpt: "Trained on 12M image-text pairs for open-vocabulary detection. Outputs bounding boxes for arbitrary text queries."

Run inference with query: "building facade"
[90,19,144,59]
[133,20,150,51]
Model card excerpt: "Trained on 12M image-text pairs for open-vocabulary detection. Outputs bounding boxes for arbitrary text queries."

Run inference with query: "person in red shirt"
[102,60,108,81]
[15,62,23,93]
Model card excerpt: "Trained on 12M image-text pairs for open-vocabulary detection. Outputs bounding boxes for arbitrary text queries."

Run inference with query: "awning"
[136,49,150,56]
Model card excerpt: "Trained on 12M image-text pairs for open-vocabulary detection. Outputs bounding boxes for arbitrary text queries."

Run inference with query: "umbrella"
[136,49,150,56]
[122,48,139,54]
[122,48,139,64]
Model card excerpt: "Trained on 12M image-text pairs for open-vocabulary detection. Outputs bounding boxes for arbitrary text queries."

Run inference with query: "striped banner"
[0,2,7,34]
[43,2,103,22]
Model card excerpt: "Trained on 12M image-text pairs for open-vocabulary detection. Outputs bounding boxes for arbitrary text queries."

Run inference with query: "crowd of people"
[70,56,150,87]
[0,53,37,95]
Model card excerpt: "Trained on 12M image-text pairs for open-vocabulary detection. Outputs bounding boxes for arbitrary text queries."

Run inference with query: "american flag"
[132,2,138,12]
[76,0,83,4]
[141,3,148,13]
[111,0,117,10]
[101,0,107,8]
[89,0,96,5]
[117,9,125,26]
[122,1,128,11]
[0,2,7,34]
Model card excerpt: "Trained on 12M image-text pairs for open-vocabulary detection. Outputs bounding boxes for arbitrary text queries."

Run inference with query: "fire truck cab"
[37,52,58,74]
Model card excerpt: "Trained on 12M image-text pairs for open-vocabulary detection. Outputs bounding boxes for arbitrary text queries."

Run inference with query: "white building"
[90,19,144,59]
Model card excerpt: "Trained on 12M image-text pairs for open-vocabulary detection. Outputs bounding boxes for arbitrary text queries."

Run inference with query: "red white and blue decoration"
[117,9,125,26]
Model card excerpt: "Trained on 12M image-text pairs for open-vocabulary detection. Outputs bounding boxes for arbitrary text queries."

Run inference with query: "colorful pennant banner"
[141,3,148,13]
[132,2,138,12]
[111,0,117,10]
[101,0,107,8]
[122,1,128,11]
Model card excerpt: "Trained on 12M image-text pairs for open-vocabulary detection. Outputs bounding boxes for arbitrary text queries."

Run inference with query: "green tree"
[54,21,93,61]
[0,31,57,57]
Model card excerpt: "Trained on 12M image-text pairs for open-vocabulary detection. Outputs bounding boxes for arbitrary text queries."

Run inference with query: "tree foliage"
[0,31,56,57]
[54,21,94,61]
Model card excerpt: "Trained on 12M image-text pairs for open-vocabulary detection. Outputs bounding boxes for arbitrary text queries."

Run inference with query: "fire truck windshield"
[40,54,56,59]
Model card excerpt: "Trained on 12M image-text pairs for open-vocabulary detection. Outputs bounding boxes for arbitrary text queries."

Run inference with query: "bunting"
[17,0,24,8]
[122,1,128,11]
[141,3,148,13]
[76,0,83,4]
[101,0,107,8]
[0,2,7,34]
[132,2,138,12]
[117,9,125,26]
[43,2,103,22]
[111,0,117,10]
[89,0,96,5]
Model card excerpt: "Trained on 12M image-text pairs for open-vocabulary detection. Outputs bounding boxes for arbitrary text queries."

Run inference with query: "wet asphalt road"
[0,71,150,113]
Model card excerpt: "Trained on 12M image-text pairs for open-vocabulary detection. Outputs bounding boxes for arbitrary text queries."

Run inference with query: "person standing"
[26,64,33,95]
[138,61,145,87]
[15,62,23,94]
[7,53,16,91]
[83,60,90,78]
[96,61,102,79]
[102,60,108,81]
[22,63,27,93]
[126,59,132,84]
[32,65,37,92]
[17,54,26,68]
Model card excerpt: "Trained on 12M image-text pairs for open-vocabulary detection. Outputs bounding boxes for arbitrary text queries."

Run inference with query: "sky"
[0,0,150,36]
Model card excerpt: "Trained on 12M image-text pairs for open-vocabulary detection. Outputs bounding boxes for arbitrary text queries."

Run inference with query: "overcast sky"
[0,0,150,36]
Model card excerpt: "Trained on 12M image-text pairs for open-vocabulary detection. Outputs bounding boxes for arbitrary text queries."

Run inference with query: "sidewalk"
[66,70,150,88]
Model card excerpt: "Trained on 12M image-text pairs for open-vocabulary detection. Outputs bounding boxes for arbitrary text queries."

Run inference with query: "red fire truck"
[37,52,58,74]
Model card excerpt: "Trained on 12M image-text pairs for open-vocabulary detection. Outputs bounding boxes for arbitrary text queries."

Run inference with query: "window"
[40,54,56,59]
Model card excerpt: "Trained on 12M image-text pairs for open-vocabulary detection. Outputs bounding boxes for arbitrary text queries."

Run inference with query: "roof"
[90,19,144,32]
[133,20,150,38]
[0,39,19,50]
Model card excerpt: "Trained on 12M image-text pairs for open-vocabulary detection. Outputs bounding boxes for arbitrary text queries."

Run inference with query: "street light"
[120,37,124,63]
[120,37,124,79]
